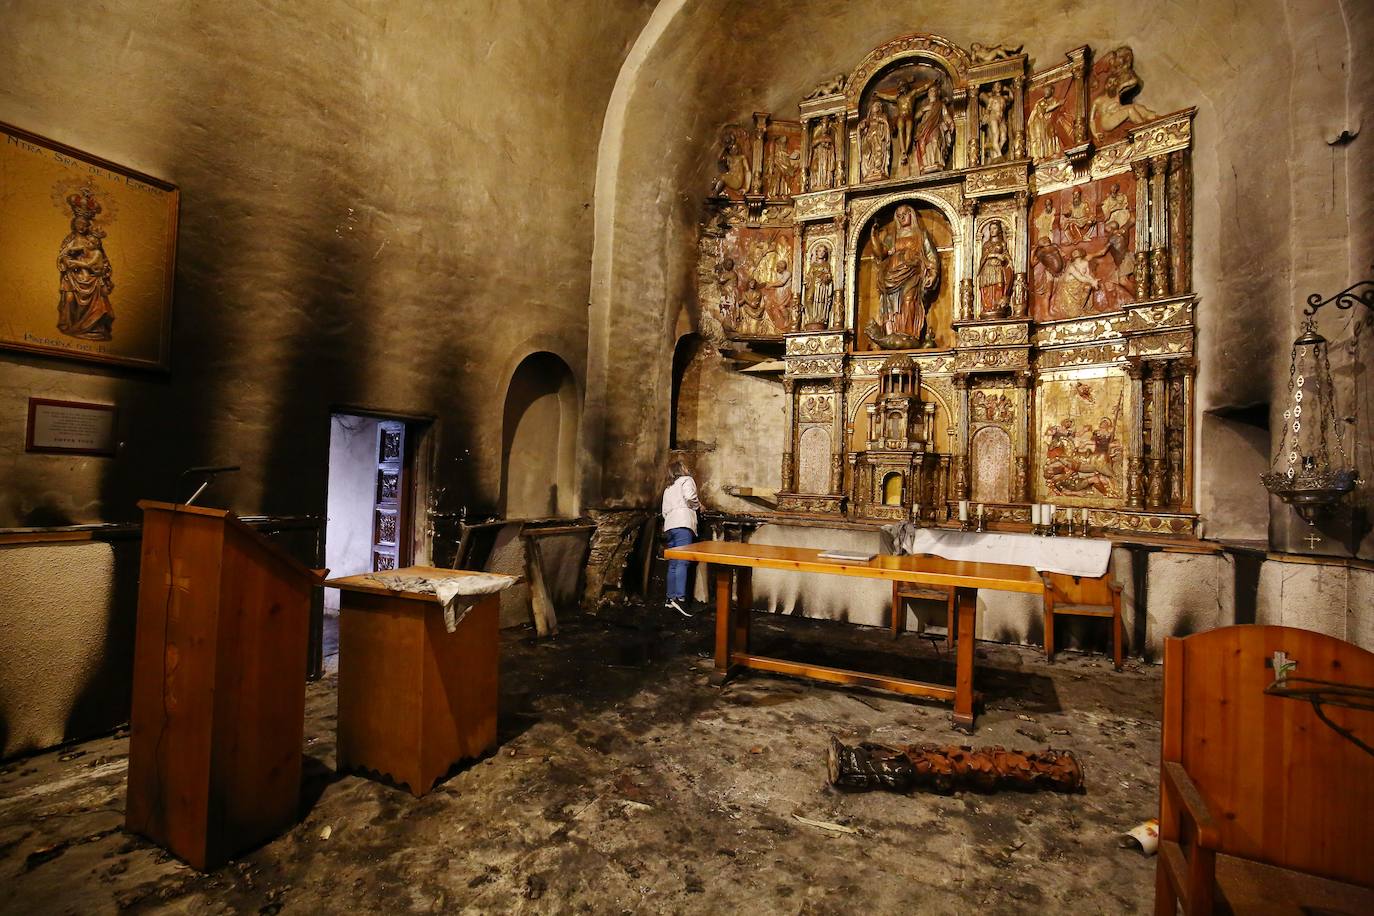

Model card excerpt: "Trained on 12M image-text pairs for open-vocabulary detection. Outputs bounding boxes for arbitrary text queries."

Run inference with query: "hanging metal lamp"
[1261,271,1372,524]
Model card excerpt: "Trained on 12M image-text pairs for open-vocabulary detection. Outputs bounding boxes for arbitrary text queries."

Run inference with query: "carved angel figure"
[1090,47,1157,141]
[970,42,1023,63]
[711,128,752,197]
[859,100,892,181]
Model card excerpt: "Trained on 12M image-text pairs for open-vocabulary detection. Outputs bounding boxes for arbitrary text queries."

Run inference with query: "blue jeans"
[665,527,694,600]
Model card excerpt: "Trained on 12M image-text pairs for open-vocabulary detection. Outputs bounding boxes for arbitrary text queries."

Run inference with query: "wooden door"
[371,421,408,571]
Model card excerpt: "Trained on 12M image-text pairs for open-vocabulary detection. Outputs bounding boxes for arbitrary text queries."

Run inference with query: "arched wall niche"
[501,351,580,519]
[851,198,958,351]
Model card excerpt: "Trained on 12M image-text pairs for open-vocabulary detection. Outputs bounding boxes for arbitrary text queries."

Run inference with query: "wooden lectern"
[126,500,322,870]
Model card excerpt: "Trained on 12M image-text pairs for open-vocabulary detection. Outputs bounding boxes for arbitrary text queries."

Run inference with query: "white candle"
[1048,504,1057,525]
[977,503,985,518]
[1031,504,1041,526]
[959,500,969,521]
[913,502,921,519]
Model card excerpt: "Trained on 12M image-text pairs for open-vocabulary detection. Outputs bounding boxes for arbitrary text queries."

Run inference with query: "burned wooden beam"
[827,736,1084,794]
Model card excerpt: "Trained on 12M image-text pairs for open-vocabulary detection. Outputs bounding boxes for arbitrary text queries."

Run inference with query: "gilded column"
[1010,76,1026,159]
[1167,149,1191,295]
[952,373,972,500]
[1146,360,1167,509]
[1125,359,1147,509]
[1014,371,1035,502]
[1166,358,1195,509]
[830,378,845,496]
[1132,159,1152,300]
[1149,153,1170,299]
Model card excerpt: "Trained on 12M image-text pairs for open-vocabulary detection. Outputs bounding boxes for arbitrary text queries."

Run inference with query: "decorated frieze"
[1035,314,1123,347]
[957,321,1030,347]
[955,346,1029,372]
[1036,342,1128,369]
[785,355,845,378]
[964,162,1027,197]
[1122,295,1194,334]
[785,331,846,356]
[1127,329,1193,359]
[794,189,845,220]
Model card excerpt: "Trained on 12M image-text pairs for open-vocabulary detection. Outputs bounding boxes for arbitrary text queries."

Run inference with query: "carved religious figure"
[1061,188,1095,242]
[868,205,939,346]
[808,117,837,191]
[859,100,892,182]
[912,84,955,173]
[714,256,739,328]
[873,78,925,167]
[1052,248,1102,316]
[711,128,752,197]
[57,189,115,341]
[1009,272,1028,318]
[765,256,794,330]
[1034,197,1057,242]
[979,82,1013,164]
[1090,47,1157,142]
[1027,85,1066,160]
[976,221,1014,318]
[804,73,846,100]
[766,136,801,198]
[738,278,765,333]
[970,41,1023,63]
[1099,181,1132,232]
[802,242,835,330]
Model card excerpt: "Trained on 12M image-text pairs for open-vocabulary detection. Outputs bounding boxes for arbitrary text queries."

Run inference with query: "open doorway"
[324,411,431,616]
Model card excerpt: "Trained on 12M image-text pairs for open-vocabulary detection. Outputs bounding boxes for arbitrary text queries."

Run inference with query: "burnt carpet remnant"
[1,606,1162,914]
[828,738,1084,794]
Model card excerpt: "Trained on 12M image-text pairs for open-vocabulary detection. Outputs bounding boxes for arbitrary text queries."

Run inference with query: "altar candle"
[1031,504,1041,526]
[913,502,921,519]
[1048,504,1057,525]
[959,500,969,521]
[977,503,985,518]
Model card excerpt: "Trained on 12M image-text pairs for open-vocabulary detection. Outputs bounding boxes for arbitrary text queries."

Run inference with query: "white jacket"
[662,475,701,533]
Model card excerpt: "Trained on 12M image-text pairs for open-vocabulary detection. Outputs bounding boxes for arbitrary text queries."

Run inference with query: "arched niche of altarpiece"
[696,30,1198,538]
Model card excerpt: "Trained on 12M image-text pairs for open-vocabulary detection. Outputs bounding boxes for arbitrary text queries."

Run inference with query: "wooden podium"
[126,500,322,870]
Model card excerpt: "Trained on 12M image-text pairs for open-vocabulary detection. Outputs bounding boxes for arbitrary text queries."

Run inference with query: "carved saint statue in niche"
[912,84,955,173]
[979,81,1013,164]
[976,221,1014,318]
[1010,272,1028,318]
[859,100,892,182]
[1027,85,1066,160]
[711,127,752,197]
[1090,47,1157,142]
[766,136,801,198]
[867,204,939,347]
[802,242,835,330]
[808,117,837,191]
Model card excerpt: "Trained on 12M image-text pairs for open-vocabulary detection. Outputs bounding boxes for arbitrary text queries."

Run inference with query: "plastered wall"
[0,0,655,529]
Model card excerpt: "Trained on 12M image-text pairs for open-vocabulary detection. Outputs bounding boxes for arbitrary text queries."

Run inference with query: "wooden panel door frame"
[324,405,436,573]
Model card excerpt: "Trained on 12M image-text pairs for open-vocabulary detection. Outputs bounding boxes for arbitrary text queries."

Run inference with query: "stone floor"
[0,605,1163,915]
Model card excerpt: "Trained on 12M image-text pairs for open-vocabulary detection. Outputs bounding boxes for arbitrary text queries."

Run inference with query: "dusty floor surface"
[0,606,1162,915]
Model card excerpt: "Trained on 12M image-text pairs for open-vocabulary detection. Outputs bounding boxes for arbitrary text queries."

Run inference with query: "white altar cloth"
[363,570,517,632]
[880,524,1112,579]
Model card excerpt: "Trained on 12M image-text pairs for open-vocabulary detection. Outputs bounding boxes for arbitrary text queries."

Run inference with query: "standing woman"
[662,459,701,617]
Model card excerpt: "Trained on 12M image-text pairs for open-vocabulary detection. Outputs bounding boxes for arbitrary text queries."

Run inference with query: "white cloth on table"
[363,571,517,632]
[880,524,1112,578]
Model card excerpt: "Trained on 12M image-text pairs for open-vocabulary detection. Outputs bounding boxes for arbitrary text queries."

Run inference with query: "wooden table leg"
[734,567,752,656]
[711,567,737,686]
[952,586,978,731]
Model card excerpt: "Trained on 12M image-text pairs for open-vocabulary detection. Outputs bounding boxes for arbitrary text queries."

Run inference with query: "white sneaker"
[667,598,692,618]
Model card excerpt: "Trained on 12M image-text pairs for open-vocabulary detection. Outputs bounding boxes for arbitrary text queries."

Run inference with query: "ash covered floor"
[1,606,1162,914]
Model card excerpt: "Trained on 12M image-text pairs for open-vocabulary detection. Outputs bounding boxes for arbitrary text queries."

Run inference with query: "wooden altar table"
[662,541,1044,730]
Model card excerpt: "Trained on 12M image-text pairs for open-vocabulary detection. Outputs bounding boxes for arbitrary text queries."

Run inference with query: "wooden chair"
[1040,571,1123,670]
[890,581,956,647]
[1155,625,1374,915]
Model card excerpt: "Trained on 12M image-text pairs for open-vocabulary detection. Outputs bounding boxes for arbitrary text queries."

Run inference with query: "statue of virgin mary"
[867,204,939,347]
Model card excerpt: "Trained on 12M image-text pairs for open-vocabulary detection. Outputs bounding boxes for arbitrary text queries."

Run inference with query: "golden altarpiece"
[697,32,1198,536]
